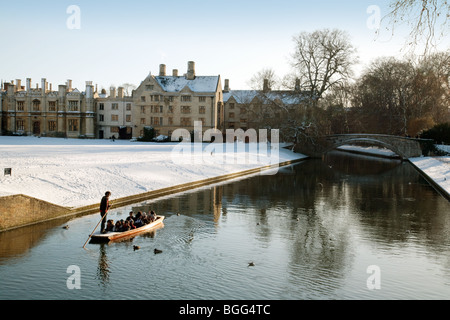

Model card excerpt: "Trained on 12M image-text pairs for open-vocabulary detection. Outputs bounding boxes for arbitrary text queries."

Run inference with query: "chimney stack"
[26,78,31,92]
[67,80,73,92]
[15,79,22,92]
[159,64,166,76]
[86,81,94,99]
[41,78,47,94]
[263,79,270,93]
[118,87,124,98]
[295,78,300,91]
[110,87,116,98]
[224,79,230,92]
[186,61,195,80]
[58,84,66,98]
[172,69,179,77]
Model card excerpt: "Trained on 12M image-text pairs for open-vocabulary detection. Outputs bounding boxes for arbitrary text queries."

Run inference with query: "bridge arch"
[326,137,407,159]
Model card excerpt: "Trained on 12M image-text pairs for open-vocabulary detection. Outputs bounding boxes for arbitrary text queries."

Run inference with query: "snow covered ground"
[409,157,450,197]
[0,136,306,208]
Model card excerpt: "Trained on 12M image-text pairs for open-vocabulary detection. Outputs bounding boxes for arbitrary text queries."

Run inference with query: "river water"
[0,151,449,300]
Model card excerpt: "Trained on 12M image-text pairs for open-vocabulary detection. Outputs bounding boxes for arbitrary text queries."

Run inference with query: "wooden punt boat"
[90,216,165,243]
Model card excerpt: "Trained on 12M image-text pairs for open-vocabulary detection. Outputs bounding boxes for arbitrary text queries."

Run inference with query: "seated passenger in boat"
[114,220,123,232]
[105,220,115,232]
[126,211,135,222]
[149,211,156,222]
[129,219,136,230]
[134,212,144,228]
[142,212,150,225]
[121,220,131,232]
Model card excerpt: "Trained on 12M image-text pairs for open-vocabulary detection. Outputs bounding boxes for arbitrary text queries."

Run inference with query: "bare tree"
[384,0,449,55]
[248,68,280,90]
[290,29,358,104]
[121,83,137,96]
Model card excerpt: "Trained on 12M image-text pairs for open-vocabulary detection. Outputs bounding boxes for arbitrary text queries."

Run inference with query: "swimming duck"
[154,248,163,254]
[133,245,140,251]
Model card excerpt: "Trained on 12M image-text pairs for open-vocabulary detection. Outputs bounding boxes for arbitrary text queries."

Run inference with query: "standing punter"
[100,191,111,234]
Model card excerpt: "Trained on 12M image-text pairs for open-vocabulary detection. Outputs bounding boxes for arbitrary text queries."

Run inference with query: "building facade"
[132,61,224,139]
[95,86,133,139]
[0,78,95,138]
[223,78,306,131]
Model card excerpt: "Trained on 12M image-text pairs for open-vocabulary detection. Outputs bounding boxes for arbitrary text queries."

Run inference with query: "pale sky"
[0,0,447,92]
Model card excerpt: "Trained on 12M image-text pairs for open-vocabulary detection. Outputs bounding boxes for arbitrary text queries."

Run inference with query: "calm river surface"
[0,151,449,300]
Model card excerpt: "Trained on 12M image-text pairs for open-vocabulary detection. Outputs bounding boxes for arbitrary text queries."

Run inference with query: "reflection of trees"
[220,152,450,281]
[131,152,450,281]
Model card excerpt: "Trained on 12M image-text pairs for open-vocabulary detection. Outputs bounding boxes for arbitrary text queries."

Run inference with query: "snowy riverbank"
[0,136,306,208]
[409,157,450,199]
[1,136,448,210]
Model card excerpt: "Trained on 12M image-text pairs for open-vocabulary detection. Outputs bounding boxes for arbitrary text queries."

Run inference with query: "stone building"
[223,78,306,131]
[95,86,133,139]
[132,61,224,139]
[0,78,95,138]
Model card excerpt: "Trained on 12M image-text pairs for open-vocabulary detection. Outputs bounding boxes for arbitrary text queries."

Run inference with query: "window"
[99,114,104,122]
[168,96,174,102]
[68,101,78,111]
[141,106,146,114]
[126,115,131,122]
[17,101,25,111]
[126,103,131,111]
[229,103,235,109]
[49,101,57,111]
[99,103,105,110]
[198,118,206,126]
[111,127,119,133]
[181,106,191,114]
[111,115,119,122]
[199,106,206,114]
[168,106,174,113]
[17,120,25,131]
[150,95,164,102]
[151,105,163,113]
[229,112,235,119]
[140,118,146,125]
[141,96,146,102]
[112,103,119,110]
[181,95,191,102]
[180,117,191,126]
[32,100,41,111]
[199,97,206,102]
[68,119,79,131]
[48,121,57,131]
[146,85,154,91]
[168,117,174,125]
[240,107,247,114]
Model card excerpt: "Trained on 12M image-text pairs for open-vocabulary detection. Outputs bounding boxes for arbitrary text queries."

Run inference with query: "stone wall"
[0,194,71,231]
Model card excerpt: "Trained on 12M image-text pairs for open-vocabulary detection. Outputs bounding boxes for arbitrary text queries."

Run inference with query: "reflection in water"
[97,244,110,287]
[0,151,449,300]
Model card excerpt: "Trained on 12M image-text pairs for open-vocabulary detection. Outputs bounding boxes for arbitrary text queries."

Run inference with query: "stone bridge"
[295,134,434,160]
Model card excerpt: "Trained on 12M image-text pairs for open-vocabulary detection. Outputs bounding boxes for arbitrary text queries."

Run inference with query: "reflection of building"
[95,87,133,139]
[0,79,95,138]
[132,61,224,138]
[132,185,223,223]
